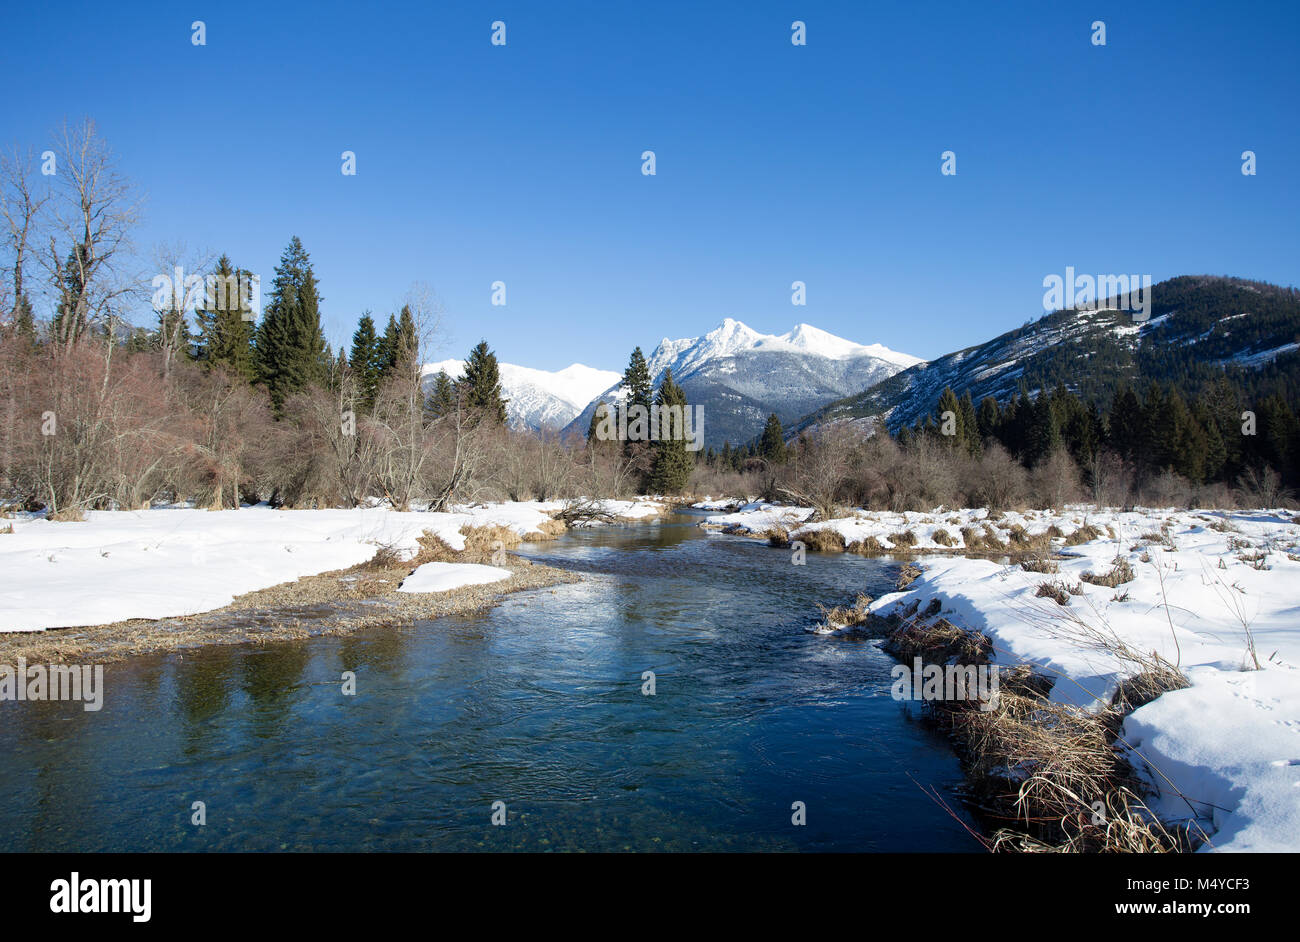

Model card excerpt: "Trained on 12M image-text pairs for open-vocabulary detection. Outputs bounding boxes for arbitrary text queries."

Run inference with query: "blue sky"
[5,0,1297,369]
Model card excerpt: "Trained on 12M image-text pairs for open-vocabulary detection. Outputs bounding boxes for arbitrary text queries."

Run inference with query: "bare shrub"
[1236,465,1293,509]
[1030,447,1082,510]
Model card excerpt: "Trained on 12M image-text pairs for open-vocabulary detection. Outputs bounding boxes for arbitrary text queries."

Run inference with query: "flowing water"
[0,512,979,852]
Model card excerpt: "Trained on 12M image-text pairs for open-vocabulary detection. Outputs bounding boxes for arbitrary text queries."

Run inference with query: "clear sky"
[5,0,1298,369]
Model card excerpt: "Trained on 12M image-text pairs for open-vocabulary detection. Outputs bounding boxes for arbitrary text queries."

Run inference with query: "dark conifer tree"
[759,413,787,463]
[348,312,381,409]
[254,236,327,413]
[458,340,508,424]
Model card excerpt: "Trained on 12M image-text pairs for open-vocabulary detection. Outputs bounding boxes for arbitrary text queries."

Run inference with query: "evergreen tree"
[11,294,36,343]
[425,369,457,419]
[457,340,508,424]
[620,346,653,443]
[959,390,980,454]
[976,396,1001,442]
[396,305,417,362]
[648,367,694,493]
[935,387,963,446]
[195,255,256,380]
[376,314,401,380]
[1108,386,1145,464]
[348,312,381,409]
[254,236,327,413]
[759,413,787,463]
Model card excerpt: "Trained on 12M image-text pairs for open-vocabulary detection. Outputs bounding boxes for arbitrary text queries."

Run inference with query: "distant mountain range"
[789,276,1300,437]
[421,359,620,431]
[563,319,921,447]
[422,277,1300,448]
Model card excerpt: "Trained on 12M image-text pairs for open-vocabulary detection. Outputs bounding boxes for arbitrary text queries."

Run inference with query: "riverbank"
[702,501,1300,852]
[0,498,672,660]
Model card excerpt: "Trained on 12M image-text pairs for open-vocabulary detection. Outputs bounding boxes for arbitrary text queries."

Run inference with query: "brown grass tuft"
[1064,523,1102,546]
[847,535,885,556]
[889,529,918,548]
[896,562,922,590]
[817,593,874,629]
[1081,557,1135,588]
[799,528,846,553]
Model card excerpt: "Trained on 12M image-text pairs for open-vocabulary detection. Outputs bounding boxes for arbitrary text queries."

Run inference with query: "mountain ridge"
[564,319,921,447]
[788,275,1300,439]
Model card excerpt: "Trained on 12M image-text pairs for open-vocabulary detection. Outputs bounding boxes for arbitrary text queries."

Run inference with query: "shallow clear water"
[0,513,979,852]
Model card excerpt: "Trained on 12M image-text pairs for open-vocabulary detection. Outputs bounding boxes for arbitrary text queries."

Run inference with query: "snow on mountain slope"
[422,359,619,431]
[646,318,919,380]
[566,318,922,447]
[791,275,1300,438]
[757,323,924,368]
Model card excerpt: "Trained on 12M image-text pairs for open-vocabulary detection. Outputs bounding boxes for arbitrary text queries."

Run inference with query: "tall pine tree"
[457,340,508,424]
[648,367,694,493]
[254,236,327,413]
[195,254,256,380]
[759,413,787,463]
[348,312,381,409]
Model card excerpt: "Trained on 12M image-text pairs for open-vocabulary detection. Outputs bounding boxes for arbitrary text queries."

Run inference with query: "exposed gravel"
[0,554,580,664]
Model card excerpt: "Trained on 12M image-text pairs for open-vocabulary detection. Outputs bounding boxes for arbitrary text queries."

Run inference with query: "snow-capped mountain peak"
[647,318,919,381]
[761,323,923,368]
[567,317,922,447]
[421,359,620,430]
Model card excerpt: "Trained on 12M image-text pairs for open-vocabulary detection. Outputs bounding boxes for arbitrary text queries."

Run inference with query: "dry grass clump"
[800,528,846,553]
[884,616,992,665]
[411,530,459,564]
[932,528,955,547]
[895,562,922,589]
[764,526,790,547]
[860,579,1200,852]
[847,535,885,556]
[960,526,1004,552]
[1020,553,1059,574]
[1035,582,1071,606]
[1110,664,1190,713]
[955,692,1199,852]
[991,787,1197,853]
[47,507,86,522]
[1006,524,1052,552]
[524,518,568,541]
[462,524,523,558]
[1081,556,1136,588]
[1236,550,1270,570]
[817,594,873,629]
[888,529,918,548]
[1064,523,1103,546]
[364,541,407,569]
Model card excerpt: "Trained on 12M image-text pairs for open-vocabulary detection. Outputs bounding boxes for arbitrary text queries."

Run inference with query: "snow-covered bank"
[697,500,1131,551]
[0,498,666,632]
[399,562,511,593]
[706,501,1299,851]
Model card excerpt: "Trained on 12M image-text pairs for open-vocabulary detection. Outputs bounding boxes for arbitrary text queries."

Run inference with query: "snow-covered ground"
[698,500,1109,549]
[700,500,1300,852]
[398,562,511,593]
[0,498,665,632]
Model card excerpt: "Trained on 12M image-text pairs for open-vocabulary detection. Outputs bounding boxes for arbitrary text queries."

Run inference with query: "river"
[0,511,979,851]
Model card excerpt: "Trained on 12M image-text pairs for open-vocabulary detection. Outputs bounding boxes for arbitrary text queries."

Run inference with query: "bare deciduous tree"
[41,118,144,349]
[0,146,50,329]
